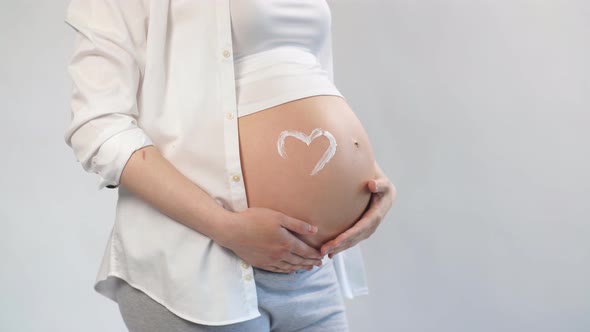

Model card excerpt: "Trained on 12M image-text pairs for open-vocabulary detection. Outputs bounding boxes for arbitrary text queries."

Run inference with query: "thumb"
[368,178,388,193]
[280,215,318,235]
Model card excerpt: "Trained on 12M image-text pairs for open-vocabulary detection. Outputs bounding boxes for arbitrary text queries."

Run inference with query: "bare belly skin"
[237,95,376,250]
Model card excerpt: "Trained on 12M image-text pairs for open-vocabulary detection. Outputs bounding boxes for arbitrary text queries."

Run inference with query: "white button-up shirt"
[64,0,369,325]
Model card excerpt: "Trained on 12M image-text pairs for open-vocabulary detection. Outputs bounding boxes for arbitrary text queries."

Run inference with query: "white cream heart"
[276,128,338,176]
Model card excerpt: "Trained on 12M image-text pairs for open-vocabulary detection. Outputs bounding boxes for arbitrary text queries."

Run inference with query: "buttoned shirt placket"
[215,0,258,308]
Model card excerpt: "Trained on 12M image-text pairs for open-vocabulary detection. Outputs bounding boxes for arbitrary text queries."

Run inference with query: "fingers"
[271,264,313,274]
[368,179,378,193]
[320,200,376,256]
[265,265,294,274]
[276,253,323,273]
[322,232,353,256]
[278,214,323,259]
[259,254,321,274]
[320,239,336,257]
[320,205,378,257]
[368,178,391,195]
[289,235,323,260]
[258,265,295,274]
[280,215,318,236]
[284,252,323,268]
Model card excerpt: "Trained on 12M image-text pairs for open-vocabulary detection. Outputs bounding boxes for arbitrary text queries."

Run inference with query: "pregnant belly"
[237,95,376,250]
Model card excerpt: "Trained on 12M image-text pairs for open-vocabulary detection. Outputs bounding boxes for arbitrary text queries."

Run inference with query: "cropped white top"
[230,0,344,117]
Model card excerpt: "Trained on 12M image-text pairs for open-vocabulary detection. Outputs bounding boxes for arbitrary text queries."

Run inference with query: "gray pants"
[115,258,349,331]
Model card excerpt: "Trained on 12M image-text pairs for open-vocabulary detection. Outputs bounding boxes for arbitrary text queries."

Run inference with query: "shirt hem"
[350,287,370,298]
[237,88,346,118]
[94,274,263,326]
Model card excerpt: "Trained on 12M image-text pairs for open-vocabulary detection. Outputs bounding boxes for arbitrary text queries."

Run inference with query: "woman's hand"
[320,161,396,258]
[216,207,325,274]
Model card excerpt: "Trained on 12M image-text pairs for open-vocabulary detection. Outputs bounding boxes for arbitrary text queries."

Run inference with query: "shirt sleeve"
[63,0,154,190]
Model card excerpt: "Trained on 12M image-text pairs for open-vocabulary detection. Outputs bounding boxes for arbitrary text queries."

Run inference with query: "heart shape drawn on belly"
[277,128,338,176]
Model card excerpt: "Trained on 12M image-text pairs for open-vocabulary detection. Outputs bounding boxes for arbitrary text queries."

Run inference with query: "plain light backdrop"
[1,0,589,331]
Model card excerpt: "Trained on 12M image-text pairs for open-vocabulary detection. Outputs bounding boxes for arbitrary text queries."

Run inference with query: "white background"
[1,0,589,331]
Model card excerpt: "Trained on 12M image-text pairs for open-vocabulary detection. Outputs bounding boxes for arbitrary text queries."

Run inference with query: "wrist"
[209,207,238,249]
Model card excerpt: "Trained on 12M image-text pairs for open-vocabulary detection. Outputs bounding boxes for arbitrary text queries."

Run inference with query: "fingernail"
[308,225,317,232]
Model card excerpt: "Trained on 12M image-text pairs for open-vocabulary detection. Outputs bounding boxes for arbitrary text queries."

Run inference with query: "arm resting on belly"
[118,145,230,244]
[119,146,324,274]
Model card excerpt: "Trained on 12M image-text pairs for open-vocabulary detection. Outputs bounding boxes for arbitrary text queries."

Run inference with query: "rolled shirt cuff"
[92,127,154,190]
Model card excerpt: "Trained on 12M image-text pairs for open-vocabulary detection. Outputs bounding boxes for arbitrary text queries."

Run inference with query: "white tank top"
[230,0,343,117]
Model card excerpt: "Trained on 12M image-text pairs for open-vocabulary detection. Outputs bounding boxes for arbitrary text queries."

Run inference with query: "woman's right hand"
[215,207,325,274]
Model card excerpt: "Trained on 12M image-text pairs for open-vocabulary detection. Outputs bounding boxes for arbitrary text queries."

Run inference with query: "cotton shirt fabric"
[63,0,369,326]
[230,0,344,117]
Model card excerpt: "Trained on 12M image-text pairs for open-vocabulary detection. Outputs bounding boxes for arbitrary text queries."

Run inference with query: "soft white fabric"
[230,0,344,116]
[64,0,369,326]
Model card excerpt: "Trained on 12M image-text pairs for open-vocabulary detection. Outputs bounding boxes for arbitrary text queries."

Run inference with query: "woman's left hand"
[320,162,397,258]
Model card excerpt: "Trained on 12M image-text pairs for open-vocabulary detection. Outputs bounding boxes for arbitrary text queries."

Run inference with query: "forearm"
[118,145,232,244]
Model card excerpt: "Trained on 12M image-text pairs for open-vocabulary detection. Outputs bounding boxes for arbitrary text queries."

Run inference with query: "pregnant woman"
[64,0,395,331]
[233,1,377,250]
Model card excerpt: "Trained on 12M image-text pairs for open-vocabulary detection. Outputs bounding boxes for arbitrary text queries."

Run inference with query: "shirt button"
[226,112,234,120]
[244,274,253,281]
[241,260,250,269]
[232,174,241,182]
[223,49,231,58]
